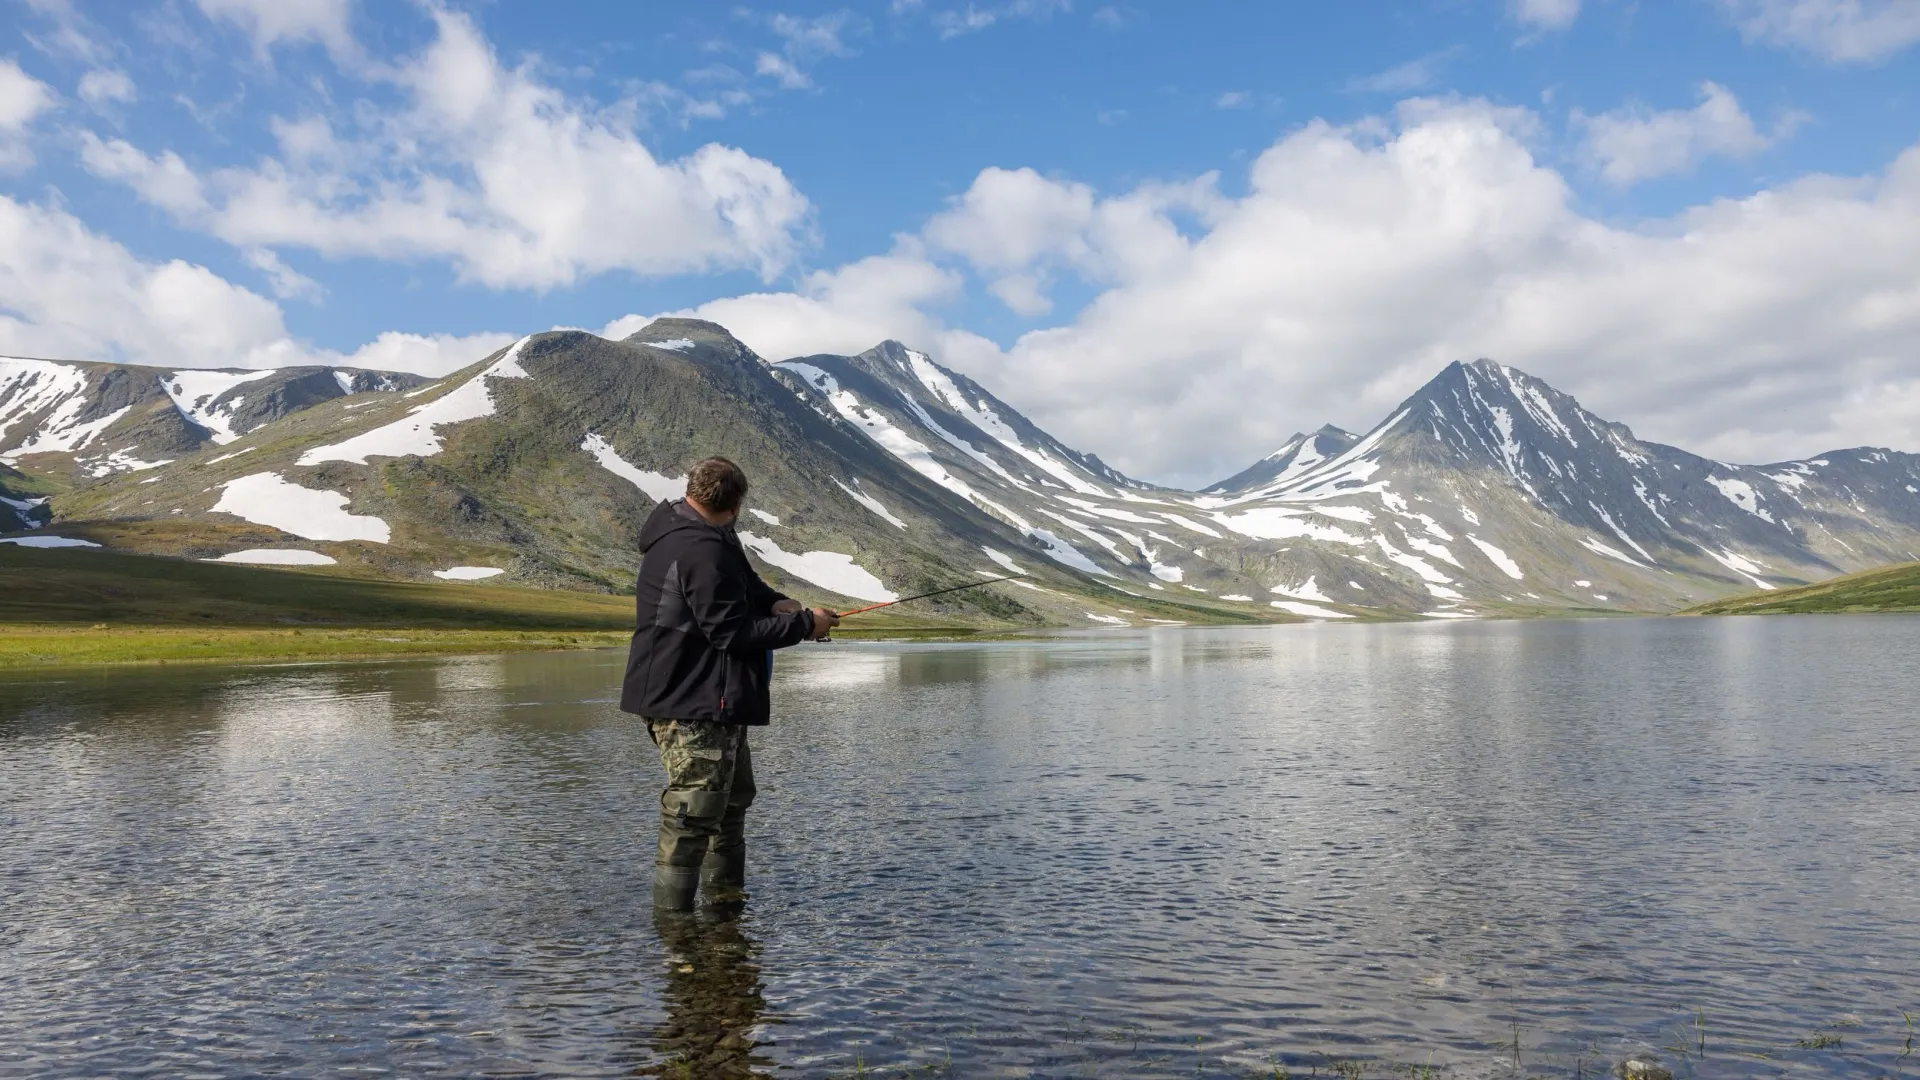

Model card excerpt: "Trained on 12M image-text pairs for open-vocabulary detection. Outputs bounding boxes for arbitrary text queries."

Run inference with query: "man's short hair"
[686,457,750,513]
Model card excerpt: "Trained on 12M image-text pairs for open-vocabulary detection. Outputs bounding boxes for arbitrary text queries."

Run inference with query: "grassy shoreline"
[0,546,1029,668]
[0,622,1028,668]
[0,624,635,668]
[1682,559,1920,615]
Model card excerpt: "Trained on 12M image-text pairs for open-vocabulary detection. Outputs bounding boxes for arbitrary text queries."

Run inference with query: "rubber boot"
[652,864,700,911]
[700,846,747,905]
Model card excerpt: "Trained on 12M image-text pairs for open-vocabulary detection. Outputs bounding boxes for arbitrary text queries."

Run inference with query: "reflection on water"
[3,617,1919,1077]
[640,910,771,1079]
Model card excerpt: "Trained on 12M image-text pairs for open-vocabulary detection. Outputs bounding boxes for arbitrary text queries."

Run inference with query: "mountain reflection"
[639,910,774,1078]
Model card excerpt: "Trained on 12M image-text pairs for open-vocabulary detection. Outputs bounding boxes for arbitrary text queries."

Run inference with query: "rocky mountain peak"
[622,318,762,366]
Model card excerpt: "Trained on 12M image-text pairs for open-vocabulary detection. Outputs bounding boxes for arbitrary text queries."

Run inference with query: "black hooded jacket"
[619,500,815,725]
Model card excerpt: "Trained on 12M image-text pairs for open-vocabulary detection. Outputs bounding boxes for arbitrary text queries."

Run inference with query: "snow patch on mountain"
[1212,505,1367,545]
[1271,599,1353,618]
[1157,512,1221,538]
[981,547,1028,575]
[212,548,337,566]
[903,348,1108,497]
[434,566,506,580]
[1707,476,1775,522]
[1271,576,1335,603]
[580,432,682,503]
[85,450,171,477]
[781,362,1005,519]
[163,369,276,444]
[1704,547,1776,590]
[211,472,391,543]
[1467,536,1524,579]
[832,477,907,529]
[1025,527,1110,576]
[299,337,531,465]
[1,358,131,461]
[1374,533,1453,584]
[738,531,897,602]
[0,535,100,548]
[1579,536,1647,567]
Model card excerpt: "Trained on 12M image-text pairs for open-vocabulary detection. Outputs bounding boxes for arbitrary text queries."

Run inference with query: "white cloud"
[0,192,507,378]
[671,98,1920,486]
[334,329,518,377]
[1509,0,1581,33]
[79,8,814,290]
[748,10,859,90]
[668,248,981,362]
[1215,91,1250,109]
[0,193,295,369]
[0,62,53,128]
[76,69,135,109]
[1719,0,1920,63]
[1344,48,1465,94]
[78,133,208,214]
[932,0,1072,38]
[922,165,1222,315]
[17,0,109,65]
[193,0,358,61]
[241,248,324,302]
[0,60,55,170]
[755,51,812,89]
[1575,82,1791,186]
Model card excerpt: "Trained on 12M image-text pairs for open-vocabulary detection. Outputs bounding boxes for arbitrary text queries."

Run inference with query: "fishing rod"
[837,575,1015,617]
[812,575,1016,640]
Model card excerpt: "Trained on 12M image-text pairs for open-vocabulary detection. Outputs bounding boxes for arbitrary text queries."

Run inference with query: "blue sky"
[4,0,1920,484]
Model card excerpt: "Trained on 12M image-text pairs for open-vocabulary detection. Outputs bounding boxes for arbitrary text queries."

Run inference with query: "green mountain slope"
[25,323,1243,629]
[1681,560,1920,615]
[0,544,635,628]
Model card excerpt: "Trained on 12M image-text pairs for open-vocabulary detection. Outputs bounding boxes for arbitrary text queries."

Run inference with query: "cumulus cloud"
[78,8,814,290]
[1509,0,1581,33]
[78,132,207,214]
[1575,82,1796,186]
[0,59,55,169]
[0,193,508,377]
[923,165,1223,315]
[1719,0,1920,63]
[663,98,1920,486]
[193,0,358,61]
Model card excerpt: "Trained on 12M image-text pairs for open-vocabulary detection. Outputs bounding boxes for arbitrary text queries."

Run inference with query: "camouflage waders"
[647,719,756,910]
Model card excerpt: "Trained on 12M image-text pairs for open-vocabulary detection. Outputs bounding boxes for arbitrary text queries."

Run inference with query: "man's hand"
[808,608,841,639]
[771,599,802,615]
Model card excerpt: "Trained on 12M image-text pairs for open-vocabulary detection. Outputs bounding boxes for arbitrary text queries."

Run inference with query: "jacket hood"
[637,499,720,553]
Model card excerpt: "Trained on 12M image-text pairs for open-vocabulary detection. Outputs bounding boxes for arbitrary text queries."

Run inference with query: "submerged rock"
[1616,1058,1673,1080]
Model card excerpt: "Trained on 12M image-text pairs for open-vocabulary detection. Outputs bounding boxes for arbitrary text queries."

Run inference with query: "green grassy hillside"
[1681,560,1920,615]
[0,544,636,628]
[0,545,1066,666]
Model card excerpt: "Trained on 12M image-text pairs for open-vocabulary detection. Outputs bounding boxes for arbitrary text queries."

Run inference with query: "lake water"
[2,617,1917,1078]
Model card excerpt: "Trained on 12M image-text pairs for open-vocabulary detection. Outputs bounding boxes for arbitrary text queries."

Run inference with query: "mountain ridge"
[5,328,1917,625]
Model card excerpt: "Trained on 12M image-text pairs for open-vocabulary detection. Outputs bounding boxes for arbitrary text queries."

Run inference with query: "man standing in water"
[620,457,839,910]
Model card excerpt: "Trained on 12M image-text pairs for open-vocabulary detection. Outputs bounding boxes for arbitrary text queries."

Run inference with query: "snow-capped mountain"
[4,324,1229,628]
[7,329,1918,624]
[1191,358,1920,615]
[0,355,427,480]
[1205,426,1359,495]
